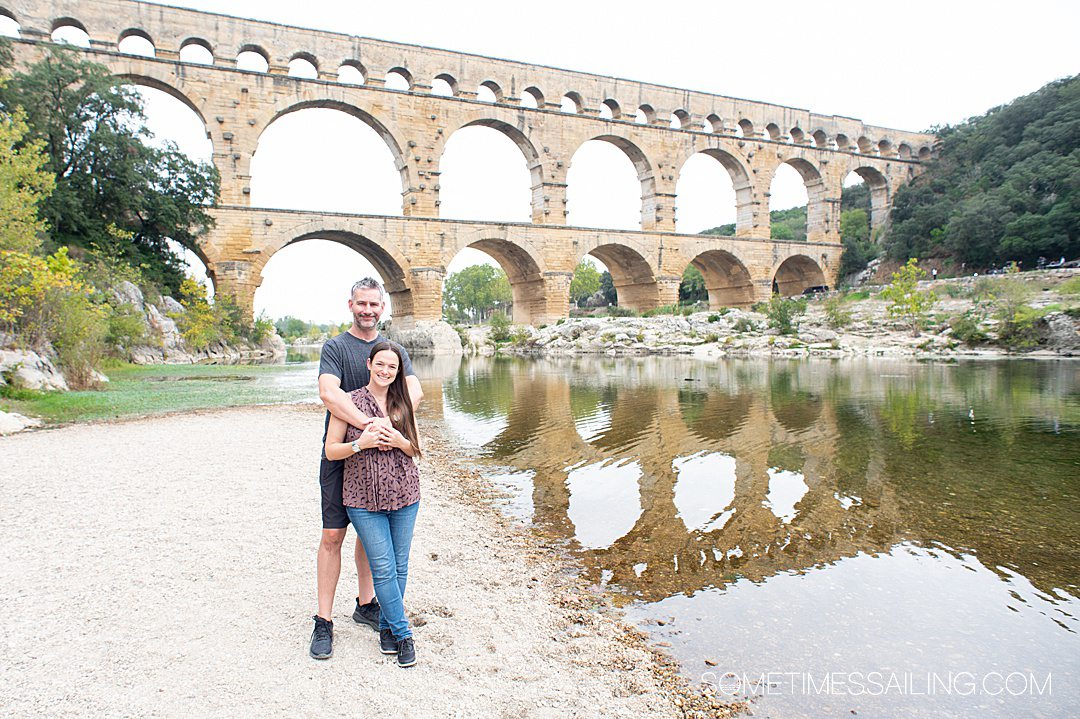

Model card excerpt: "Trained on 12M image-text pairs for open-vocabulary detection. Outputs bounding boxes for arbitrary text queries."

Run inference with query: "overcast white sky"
[47,0,1080,322]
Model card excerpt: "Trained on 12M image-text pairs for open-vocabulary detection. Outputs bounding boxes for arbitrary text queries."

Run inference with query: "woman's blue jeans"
[346,501,419,641]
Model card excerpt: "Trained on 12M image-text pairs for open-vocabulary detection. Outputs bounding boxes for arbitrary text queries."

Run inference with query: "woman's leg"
[386,502,420,604]
[347,507,411,640]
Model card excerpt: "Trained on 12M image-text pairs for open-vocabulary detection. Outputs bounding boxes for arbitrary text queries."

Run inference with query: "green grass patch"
[843,290,871,302]
[3,362,317,424]
[1055,276,1080,295]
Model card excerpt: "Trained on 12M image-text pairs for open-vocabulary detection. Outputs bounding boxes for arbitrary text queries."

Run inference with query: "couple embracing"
[309,277,424,668]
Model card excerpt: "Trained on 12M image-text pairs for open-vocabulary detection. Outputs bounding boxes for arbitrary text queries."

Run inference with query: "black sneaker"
[396,637,416,668]
[379,628,397,655]
[309,615,333,660]
[352,597,380,631]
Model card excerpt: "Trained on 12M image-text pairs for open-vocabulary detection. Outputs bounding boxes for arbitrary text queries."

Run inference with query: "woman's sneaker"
[353,597,380,631]
[379,628,397,655]
[396,637,416,668]
[309,615,333,660]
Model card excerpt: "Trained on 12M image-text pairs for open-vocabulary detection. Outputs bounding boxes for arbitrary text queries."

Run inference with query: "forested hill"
[702,74,1080,274]
[886,74,1079,268]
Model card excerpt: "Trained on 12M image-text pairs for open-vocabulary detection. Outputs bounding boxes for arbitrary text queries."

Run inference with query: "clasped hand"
[359,416,403,451]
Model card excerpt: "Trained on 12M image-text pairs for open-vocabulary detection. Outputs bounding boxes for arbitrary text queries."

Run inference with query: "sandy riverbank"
[0,405,739,718]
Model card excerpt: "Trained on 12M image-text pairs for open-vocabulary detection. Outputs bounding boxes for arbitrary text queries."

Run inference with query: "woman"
[324,342,422,667]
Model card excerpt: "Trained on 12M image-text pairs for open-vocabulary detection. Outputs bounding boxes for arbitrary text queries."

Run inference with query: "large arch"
[687,250,754,308]
[250,104,402,215]
[258,100,409,208]
[849,165,890,230]
[115,72,210,137]
[580,242,659,311]
[567,134,655,230]
[439,119,537,222]
[675,149,753,235]
[767,157,827,242]
[452,237,547,324]
[255,228,414,323]
[772,254,827,297]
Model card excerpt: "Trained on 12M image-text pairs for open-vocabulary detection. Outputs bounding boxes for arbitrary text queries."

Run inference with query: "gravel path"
[0,405,689,718]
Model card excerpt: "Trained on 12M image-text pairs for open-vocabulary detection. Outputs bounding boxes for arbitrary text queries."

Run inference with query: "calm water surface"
[429,356,1079,719]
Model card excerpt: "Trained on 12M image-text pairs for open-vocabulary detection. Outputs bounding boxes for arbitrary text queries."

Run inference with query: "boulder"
[0,349,69,391]
[0,410,42,435]
[386,320,464,356]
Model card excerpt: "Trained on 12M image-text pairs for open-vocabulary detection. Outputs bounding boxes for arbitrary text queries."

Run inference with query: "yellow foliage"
[0,108,55,253]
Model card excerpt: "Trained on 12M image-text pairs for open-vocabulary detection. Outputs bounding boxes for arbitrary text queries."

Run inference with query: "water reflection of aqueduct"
[6,0,936,325]
[436,360,903,603]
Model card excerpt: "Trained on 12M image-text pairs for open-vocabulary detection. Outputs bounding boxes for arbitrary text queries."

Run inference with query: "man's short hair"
[350,277,385,302]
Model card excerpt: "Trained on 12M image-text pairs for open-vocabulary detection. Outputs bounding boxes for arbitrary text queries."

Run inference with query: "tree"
[0,108,54,253]
[442,264,511,323]
[678,264,707,304]
[0,47,219,293]
[839,208,873,277]
[569,260,600,306]
[881,258,935,336]
[599,270,617,305]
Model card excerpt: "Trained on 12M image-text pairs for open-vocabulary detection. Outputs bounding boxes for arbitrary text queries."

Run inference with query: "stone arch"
[601,98,621,119]
[118,28,154,57]
[260,100,410,206]
[115,72,211,135]
[789,126,805,144]
[687,250,754,308]
[772,254,827,297]
[836,133,851,150]
[478,79,503,102]
[51,17,90,46]
[857,135,875,154]
[850,165,890,230]
[812,129,829,148]
[179,37,213,64]
[432,72,458,96]
[453,235,547,324]
[336,60,365,84]
[676,148,754,235]
[0,7,18,37]
[562,91,584,114]
[766,157,826,242]
[287,52,319,79]
[521,86,544,109]
[705,113,724,133]
[738,119,755,137]
[236,44,270,73]
[897,143,913,160]
[575,134,654,197]
[449,116,543,189]
[580,242,659,311]
[671,109,691,129]
[636,104,656,125]
[918,145,933,160]
[766,123,784,141]
[386,67,413,90]
[878,138,894,156]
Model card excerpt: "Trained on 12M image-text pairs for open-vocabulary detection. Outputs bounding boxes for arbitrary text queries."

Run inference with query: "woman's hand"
[356,422,383,450]
[375,425,410,452]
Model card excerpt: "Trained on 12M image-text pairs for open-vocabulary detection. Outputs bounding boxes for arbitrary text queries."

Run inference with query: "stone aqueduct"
[4,0,936,326]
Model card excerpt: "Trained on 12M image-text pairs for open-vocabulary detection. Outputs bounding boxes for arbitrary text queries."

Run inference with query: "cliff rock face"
[0,349,69,391]
[386,320,463,356]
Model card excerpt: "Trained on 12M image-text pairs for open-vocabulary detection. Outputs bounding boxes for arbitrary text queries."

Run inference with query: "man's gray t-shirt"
[318,332,415,444]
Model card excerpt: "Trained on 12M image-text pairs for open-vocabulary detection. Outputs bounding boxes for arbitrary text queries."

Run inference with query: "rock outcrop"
[386,320,463,356]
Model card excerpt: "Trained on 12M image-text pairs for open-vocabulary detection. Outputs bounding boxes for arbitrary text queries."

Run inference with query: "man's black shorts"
[319,457,350,529]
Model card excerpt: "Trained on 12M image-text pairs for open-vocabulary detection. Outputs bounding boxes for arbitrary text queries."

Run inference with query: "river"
[419,355,1079,719]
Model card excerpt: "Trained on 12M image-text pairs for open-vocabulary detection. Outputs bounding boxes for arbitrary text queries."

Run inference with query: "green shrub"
[842,290,871,302]
[509,326,532,346]
[997,305,1045,350]
[732,317,757,333]
[765,295,807,335]
[949,312,989,344]
[105,302,149,350]
[488,312,511,342]
[936,283,963,298]
[605,306,637,317]
[823,297,853,329]
[1055,276,1080,296]
[642,304,692,317]
[750,301,768,314]
[250,312,275,343]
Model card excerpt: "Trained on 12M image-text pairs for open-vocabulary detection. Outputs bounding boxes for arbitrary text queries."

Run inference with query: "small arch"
[789,127,805,144]
[705,113,724,133]
[670,109,691,130]
[561,92,583,114]
[179,38,213,65]
[635,104,656,125]
[878,138,894,156]
[288,54,319,79]
[773,255,827,297]
[337,61,365,85]
[836,134,851,150]
[737,119,755,138]
[857,136,875,154]
[918,145,932,160]
[478,80,502,102]
[812,129,829,148]
[118,29,155,58]
[432,73,457,97]
[0,8,19,38]
[688,250,754,308]
[520,86,544,109]
[766,123,784,141]
[898,143,913,160]
[51,18,90,47]
[385,67,412,91]
[600,98,621,120]
[236,45,270,73]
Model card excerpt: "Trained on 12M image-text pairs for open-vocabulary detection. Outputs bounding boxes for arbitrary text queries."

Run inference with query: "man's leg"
[317,528,347,620]
[355,536,375,604]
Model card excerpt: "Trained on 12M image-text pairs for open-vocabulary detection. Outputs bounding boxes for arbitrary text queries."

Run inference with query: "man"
[310,277,423,660]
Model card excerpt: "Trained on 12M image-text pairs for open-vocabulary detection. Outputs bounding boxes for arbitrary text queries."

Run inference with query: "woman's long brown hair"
[368,341,421,457]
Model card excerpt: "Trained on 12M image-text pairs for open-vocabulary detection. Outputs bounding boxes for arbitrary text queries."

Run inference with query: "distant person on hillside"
[310,278,422,661]
[324,341,423,667]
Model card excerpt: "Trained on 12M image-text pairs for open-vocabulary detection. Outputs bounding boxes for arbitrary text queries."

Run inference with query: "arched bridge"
[3,0,937,326]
